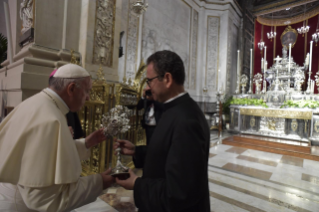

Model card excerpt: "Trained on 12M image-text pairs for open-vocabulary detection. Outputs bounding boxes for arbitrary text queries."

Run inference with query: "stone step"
[232,135,311,153]
[223,136,319,162]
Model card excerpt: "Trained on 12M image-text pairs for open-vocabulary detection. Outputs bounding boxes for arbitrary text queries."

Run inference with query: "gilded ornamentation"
[90,90,104,102]
[95,64,105,81]
[280,26,298,48]
[315,120,319,133]
[20,0,33,34]
[190,10,198,90]
[291,119,298,132]
[93,0,116,67]
[250,117,255,128]
[206,16,219,91]
[240,108,312,120]
[70,50,80,65]
[267,119,276,131]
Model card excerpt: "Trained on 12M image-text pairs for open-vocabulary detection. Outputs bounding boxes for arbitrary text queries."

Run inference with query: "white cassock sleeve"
[17,174,103,212]
[74,138,91,160]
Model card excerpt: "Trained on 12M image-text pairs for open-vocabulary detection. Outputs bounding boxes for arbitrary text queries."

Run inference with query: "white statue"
[20,0,33,34]
[294,69,305,92]
[253,73,263,94]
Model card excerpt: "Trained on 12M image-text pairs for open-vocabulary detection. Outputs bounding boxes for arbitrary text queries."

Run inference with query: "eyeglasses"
[146,75,163,87]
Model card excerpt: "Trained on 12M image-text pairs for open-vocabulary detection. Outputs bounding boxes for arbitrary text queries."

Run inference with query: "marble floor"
[73,132,319,211]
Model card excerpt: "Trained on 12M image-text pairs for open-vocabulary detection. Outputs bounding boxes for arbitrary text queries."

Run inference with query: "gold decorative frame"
[280,26,298,48]
[240,108,312,120]
[291,119,298,131]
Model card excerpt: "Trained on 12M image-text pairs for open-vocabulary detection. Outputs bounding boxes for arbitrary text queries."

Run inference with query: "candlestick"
[288,44,292,89]
[265,61,268,70]
[312,80,315,94]
[310,41,313,72]
[248,49,253,94]
[218,69,220,92]
[264,47,267,70]
[235,50,240,94]
[306,41,313,94]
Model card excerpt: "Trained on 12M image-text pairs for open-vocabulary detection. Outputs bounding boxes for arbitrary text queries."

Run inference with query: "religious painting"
[280,26,298,48]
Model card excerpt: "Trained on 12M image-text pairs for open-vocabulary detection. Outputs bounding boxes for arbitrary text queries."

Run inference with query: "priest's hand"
[113,139,135,156]
[85,129,106,149]
[116,169,138,190]
[101,168,115,190]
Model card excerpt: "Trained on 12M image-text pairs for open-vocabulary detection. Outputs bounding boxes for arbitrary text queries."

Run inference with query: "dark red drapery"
[253,15,319,93]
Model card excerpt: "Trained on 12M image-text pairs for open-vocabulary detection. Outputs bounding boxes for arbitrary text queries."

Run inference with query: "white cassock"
[0,88,102,212]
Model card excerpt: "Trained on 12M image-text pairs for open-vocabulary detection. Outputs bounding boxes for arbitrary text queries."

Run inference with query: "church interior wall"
[78,0,121,82]
[0,0,242,117]
[117,0,241,110]
[0,0,8,37]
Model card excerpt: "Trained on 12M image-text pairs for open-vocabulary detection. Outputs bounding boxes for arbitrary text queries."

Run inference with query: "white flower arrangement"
[101,105,131,137]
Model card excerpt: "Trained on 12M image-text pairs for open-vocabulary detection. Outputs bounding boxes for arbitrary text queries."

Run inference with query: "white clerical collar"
[47,88,69,110]
[164,92,187,104]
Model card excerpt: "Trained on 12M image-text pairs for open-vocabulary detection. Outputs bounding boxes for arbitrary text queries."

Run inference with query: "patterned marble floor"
[73,133,319,212]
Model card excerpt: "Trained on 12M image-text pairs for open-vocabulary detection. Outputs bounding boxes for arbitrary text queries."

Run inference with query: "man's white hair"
[49,77,86,91]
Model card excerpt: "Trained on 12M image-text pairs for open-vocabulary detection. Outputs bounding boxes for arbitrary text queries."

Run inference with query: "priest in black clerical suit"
[115,50,210,212]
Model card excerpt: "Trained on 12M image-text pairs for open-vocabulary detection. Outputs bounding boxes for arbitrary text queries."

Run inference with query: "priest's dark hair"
[146,50,185,85]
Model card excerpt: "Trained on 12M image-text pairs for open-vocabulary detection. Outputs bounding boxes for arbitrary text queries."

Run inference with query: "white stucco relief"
[206,16,219,91]
[20,0,33,34]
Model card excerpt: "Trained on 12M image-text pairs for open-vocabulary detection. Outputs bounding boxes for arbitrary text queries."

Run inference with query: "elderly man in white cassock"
[0,64,114,212]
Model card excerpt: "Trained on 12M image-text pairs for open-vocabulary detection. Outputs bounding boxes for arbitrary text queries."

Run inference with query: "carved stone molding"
[190,10,198,90]
[93,0,116,67]
[240,108,312,119]
[124,0,139,81]
[206,16,219,91]
[226,18,233,95]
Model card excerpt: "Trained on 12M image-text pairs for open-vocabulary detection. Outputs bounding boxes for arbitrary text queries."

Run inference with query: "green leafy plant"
[0,33,8,69]
[281,100,319,109]
[230,98,268,108]
[222,96,233,115]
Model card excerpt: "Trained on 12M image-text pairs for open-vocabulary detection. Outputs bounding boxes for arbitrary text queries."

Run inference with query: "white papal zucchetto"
[51,64,90,78]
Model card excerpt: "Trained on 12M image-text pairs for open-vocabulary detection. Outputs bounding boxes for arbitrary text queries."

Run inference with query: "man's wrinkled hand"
[100,168,115,190]
[113,139,135,156]
[116,169,138,190]
[85,129,106,149]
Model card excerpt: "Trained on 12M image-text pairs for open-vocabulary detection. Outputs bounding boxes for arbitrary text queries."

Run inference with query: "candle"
[250,49,252,77]
[264,47,267,70]
[261,58,264,70]
[306,53,309,66]
[310,41,313,72]
[312,81,314,94]
[313,81,315,94]
[265,61,268,70]
[288,44,291,74]
[237,50,240,78]
[218,69,220,91]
